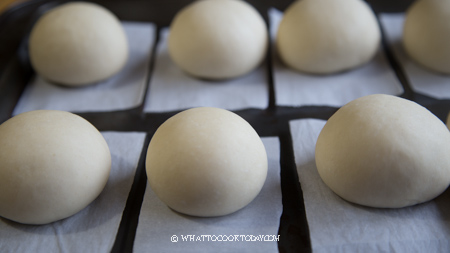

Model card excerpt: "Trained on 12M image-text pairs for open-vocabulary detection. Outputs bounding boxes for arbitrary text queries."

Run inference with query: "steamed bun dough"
[168,0,268,80]
[146,107,268,217]
[315,94,450,208]
[0,110,111,224]
[276,0,380,74]
[403,0,450,74]
[29,2,128,86]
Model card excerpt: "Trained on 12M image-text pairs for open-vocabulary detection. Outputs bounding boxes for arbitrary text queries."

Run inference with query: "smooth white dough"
[315,94,450,208]
[276,0,380,74]
[146,107,268,217]
[403,0,450,74]
[168,0,268,80]
[0,110,111,224]
[29,2,128,86]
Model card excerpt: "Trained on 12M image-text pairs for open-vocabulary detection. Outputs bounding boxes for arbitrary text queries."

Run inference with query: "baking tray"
[1,0,450,252]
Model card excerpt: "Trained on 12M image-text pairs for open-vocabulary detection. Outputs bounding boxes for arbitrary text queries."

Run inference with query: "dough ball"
[168,0,268,80]
[29,2,128,86]
[315,94,450,208]
[446,111,450,130]
[276,0,380,74]
[403,0,450,74]
[146,107,267,217]
[0,110,111,224]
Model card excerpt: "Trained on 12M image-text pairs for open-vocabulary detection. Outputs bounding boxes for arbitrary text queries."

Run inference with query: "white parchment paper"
[0,132,146,252]
[13,21,155,115]
[133,137,283,253]
[379,13,450,99]
[269,8,403,107]
[143,28,268,112]
[290,119,450,253]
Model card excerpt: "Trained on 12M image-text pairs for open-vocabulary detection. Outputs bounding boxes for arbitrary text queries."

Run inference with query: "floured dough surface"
[276,0,380,74]
[315,94,450,208]
[403,0,450,74]
[29,2,128,86]
[168,0,268,80]
[146,107,268,217]
[0,110,111,224]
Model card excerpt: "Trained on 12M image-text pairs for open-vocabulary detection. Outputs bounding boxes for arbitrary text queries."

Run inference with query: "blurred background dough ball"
[403,0,450,74]
[29,2,128,86]
[0,110,111,224]
[276,0,380,74]
[315,94,450,208]
[168,0,268,80]
[146,107,268,217]
[446,110,450,130]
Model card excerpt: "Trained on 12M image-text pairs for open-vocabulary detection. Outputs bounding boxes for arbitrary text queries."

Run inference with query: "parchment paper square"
[0,132,146,252]
[270,8,403,107]
[134,137,282,253]
[290,119,450,252]
[143,28,268,112]
[13,22,155,114]
[379,13,450,99]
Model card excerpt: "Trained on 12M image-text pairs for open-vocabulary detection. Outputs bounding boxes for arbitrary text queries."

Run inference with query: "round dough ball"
[168,0,268,80]
[403,0,450,74]
[29,2,128,86]
[0,110,111,224]
[276,0,380,74]
[315,94,450,208]
[146,107,267,217]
